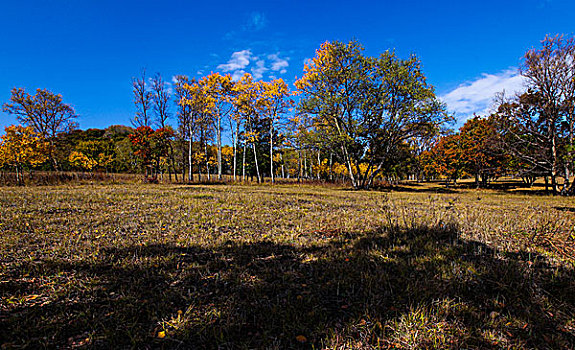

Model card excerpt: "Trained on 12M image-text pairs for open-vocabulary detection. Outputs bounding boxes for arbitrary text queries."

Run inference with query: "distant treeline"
[2,36,575,194]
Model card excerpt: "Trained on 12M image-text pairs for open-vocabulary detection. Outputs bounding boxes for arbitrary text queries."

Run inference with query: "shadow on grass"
[376,180,561,197]
[2,224,575,348]
[555,206,575,213]
[371,185,460,194]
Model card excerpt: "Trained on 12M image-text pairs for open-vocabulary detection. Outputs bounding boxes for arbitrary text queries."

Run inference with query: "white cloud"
[231,70,247,82]
[441,69,526,123]
[251,60,268,80]
[217,50,253,72]
[268,53,289,74]
[216,50,289,81]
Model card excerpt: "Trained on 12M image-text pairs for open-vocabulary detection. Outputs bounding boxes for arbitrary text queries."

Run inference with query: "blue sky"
[0,0,573,132]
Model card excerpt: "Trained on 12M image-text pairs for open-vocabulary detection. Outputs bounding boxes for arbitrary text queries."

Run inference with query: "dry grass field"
[1,181,575,348]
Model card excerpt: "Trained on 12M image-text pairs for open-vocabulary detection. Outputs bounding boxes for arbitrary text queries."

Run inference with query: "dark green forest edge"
[0,36,575,350]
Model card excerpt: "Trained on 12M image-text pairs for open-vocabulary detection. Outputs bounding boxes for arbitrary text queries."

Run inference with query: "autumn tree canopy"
[5,35,575,193]
[296,40,448,189]
[0,125,49,184]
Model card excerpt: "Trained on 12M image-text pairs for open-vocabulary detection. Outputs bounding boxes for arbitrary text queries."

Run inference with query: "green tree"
[296,40,447,189]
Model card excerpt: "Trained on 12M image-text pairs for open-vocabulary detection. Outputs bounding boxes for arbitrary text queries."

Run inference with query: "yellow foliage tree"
[221,145,234,171]
[232,73,263,182]
[258,79,292,183]
[0,125,49,184]
[199,73,234,180]
[312,158,330,179]
[68,151,97,172]
[68,140,114,172]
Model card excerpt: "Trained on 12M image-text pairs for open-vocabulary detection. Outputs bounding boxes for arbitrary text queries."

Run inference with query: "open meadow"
[1,182,575,349]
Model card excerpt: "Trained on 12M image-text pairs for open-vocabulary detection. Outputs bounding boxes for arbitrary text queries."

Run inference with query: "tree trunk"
[303,151,308,179]
[310,153,314,179]
[232,123,239,182]
[198,129,203,182]
[270,122,274,183]
[217,115,222,180]
[242,141,247,182]
[317,150,321,180]
[170,142,178,183]
[340,144,357,188]
[550,123,558,195]
[181,139,186,182]
[562,163,570,195]
[475,173,480,188]
[329,152,333,181]
[252,142,261,183]
[280,153,285,179]
[205,141,210,181]
[15,165,21,185]
[297,149,302,182]
[188,132,193,182]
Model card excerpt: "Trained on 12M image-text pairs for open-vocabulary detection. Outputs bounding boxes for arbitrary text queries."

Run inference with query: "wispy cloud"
[251,60,268,80]
[231,70,247,81]
[147,76,173,95]
[217,50,253,72]
[216,50,289,81]
[441,69,526,123]
[268,53,289,74]
[243,12,267,31]
[224,12,268,41]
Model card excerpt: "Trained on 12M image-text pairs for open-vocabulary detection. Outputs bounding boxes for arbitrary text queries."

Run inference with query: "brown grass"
[1,181,574,348]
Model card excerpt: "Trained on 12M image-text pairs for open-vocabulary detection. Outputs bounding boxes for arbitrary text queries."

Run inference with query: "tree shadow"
[507,189,555,196]
[2,224,575,348]
[554,206,575,213]
[339,184,459,194]
[379,185,459,194]
[369,180,561,197]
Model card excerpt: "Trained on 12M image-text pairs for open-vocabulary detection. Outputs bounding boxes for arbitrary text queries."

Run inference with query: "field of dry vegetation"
[1,181,575,349]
